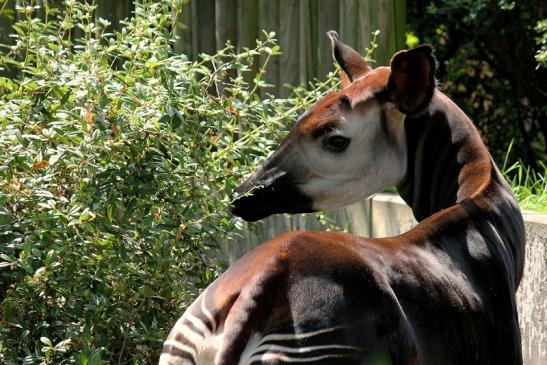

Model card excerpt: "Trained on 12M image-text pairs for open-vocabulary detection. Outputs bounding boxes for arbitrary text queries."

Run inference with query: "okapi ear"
[327,31,371,89]
[388,45,436,115]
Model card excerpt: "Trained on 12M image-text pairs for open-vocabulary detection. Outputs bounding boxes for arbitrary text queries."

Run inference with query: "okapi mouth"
[230,171,314,222]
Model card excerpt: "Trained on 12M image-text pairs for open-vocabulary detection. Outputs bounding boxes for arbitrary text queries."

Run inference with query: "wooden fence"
[174,0,406,95]
[0,0,406,95]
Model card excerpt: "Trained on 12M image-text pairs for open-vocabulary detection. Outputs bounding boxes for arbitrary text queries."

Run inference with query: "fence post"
[215,0,237,50]
[0,0,16,77]
[95,0,133,33]
[173,2,193,58]
[237,0,259,85]
[316,0,339,79]
[280,0,299,97]
[367,0,406,66]
[193,0,216,57]
[258,0,280,96]
[299,0,314,86]
[339,0,359,53]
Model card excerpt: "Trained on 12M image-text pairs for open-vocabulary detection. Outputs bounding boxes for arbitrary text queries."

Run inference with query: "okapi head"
[231,32,436,222]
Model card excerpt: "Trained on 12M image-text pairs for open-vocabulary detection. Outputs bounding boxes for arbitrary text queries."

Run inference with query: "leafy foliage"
[536,19,547,67]
[407,0,547,169]
[0,1,337,363]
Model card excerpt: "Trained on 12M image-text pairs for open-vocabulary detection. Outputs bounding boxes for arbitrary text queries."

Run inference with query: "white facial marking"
[297,101,407,210]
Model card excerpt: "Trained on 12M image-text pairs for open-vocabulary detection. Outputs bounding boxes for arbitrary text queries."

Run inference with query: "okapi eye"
[323,135,350,153]
[340,95,351,107]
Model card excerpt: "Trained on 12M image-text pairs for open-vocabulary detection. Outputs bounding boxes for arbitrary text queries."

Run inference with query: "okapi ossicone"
[160,32,525,365]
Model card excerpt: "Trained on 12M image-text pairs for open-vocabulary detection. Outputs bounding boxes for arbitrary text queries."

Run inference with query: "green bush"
[0,1,336,363]
[407,0,547,169]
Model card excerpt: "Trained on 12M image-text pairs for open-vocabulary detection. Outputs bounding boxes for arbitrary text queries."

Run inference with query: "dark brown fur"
[161,39,525,365]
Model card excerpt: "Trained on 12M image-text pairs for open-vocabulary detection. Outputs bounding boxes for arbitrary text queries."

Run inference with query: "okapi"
[160,32,525,365]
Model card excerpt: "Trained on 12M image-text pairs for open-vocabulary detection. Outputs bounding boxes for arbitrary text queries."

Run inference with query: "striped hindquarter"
[159,292,369,365]
[160,289,220,365]
[160,224,522,365]
[158,233,406,365]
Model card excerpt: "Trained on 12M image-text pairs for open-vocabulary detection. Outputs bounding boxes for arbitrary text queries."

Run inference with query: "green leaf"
[0,254,13,262]
[40,337,53,347]
[88,349,102,365]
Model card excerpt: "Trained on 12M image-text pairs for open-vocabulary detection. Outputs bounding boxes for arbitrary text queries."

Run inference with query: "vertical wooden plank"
[0,0,15,46]
[371,0,390,66]
[173,1,193,58]
[298,0,309,86]
[215,0,237,94]
[381,0,394,65]
[258,0,279,95]
[95,0,133,33]
[237,0,258,49]
[215,0,237,50]
[279,0,299,96]
[194,0,216,56]
[316,0,339,79]
[393,0,406,51]
[301,0,317,84]
[0,0,16,77]
[191,1,199,57]
[358,1,375,64]
[339,0,358,52]
[385,0,399,60]
[237,0,259,84]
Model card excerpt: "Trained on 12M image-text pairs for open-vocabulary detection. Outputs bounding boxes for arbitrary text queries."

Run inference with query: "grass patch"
[503,142,547,213]
[504,161,547,213]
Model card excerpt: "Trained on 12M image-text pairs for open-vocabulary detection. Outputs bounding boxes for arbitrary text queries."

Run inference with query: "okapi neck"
[396,91,525,286]
[397,91,502,222]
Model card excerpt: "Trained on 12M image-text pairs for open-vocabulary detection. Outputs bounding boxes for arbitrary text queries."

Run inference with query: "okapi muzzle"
[230,139,314,222]
[230,31,423,222]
